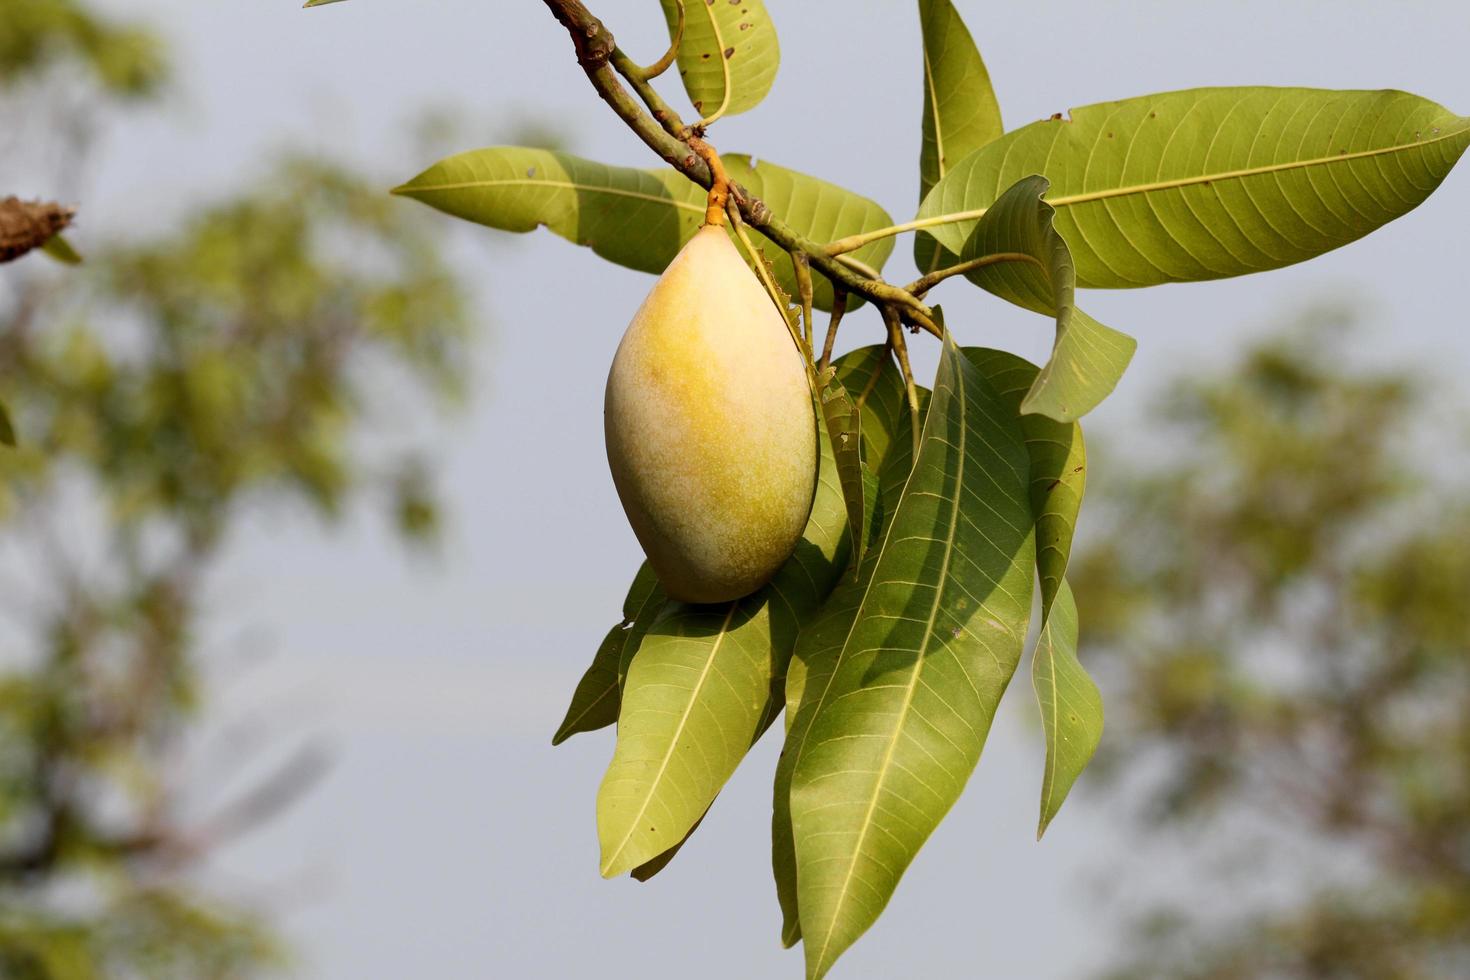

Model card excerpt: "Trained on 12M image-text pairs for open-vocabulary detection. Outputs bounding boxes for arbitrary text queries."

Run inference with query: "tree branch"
[539,0,941,333]
[0,197,75,264]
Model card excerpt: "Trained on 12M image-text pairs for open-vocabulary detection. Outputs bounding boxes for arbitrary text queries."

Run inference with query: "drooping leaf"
[964,348,1099,834]
[914,0,1004,272]
[959,175,1137,421]
[817,367,866,567]
[551,563,664,746]
[40,234,82,265]
[787,338,1036,978]
[393,147,892,311]
[774,352,926,948]
[0,400,15,447]
[660,0,779,122]
[963,347,1085,612]
[595,422,850,878]
[1028,579,1100,837]
[303,0,349,7]
[917,87,1470,288]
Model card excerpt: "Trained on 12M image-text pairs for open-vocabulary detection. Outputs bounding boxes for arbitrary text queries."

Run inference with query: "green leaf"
[962,347,1085,612]
[661,0,779,122]
[0,399,14,447]
[963,348,1099,834]
[817,367,866,568]
[1029,579,1101,838]
[774,352,926,948]
[40,234,82,265]
[596,419,850,878]
[914,0,1003,272]
[917,87,1470,288]
[959,175,1137,421]
[551,563,664,746]
[303,0,348,6]
[631,809,707,883]
[393,147,892,312]
[787,338,1036,978]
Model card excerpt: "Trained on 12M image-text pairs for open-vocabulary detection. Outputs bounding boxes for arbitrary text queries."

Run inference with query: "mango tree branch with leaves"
[309,0,1469,976]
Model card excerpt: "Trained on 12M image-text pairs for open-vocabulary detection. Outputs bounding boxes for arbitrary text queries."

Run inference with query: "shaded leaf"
[786,339,1036,977]
[817,366,866,567]
[661,0,779,122]
[394,147,892,312]
[1029,579,1101,837]
[960,175,1136,421]
[964,348,1098,834]
[551,563,664,745]
[918,87,1470,288]
[914,0,1004,272]
[303,0,349,6]
[963,347,1085,612]
[0,400,14,447]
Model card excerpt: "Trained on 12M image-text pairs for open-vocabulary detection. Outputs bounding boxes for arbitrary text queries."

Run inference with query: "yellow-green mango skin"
[605,224,817,604]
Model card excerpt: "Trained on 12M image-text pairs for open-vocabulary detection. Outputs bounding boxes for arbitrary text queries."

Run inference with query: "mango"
[604,224,817,604]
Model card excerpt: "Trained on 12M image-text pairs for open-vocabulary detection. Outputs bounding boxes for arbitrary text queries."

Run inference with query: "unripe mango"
[605,224,817,604]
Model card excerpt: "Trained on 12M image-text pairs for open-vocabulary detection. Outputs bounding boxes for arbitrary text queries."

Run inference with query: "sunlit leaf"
[914,0,1003,272]
[393,147,892,311]
[960,175,1136,421]
[595,422,849,878]
[787,339,1036,977]
[918,87,1470,288]
[661,0,779,122]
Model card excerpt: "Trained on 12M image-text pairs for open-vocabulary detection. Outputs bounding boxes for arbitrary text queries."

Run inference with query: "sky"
[13,1,1470,977]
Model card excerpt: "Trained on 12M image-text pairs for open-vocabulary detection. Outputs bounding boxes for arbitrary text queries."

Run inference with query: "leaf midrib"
[812,351,968,976]
[602,603,738,876]
[695,0,734,125]
[397,177,703,213]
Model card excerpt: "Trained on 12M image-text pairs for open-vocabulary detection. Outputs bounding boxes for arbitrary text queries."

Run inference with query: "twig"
[689,135,730,226]
[819,288,847,373]
[0,197,75,263]
[884,306,922,457]
[906,251,1042,299]
[792,250,814,352]
[622,0,683,80]
[539,0,940,330]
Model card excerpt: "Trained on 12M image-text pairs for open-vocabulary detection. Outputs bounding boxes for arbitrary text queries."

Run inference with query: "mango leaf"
[964,348,1098,835]
[302,0,348,6]
[551,563,664,746]
[774,352,926,948]
[959,175,1137,422]
[917,87,1470,288]
[914,0,1004,272]
[817,367,866,568]
[596,420,850,878]
[393,147,892,312]
[1029,579,1100,837]
[787,338,1036,978]
[660,0,779,122]
[40,235,81,265]
[962,347,1085,611]
[631,809,707,883]
[0,400,14,447]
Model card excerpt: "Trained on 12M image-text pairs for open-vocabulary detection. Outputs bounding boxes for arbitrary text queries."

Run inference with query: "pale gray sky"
[20,1,1470,977]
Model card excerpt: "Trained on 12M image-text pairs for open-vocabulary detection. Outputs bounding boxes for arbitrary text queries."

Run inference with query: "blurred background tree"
[0,1,471,976]
[1074,310,1470,980]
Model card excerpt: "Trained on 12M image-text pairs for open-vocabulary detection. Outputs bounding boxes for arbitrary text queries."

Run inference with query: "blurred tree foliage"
[0,2,471,977]
[1074,312,1470,979]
